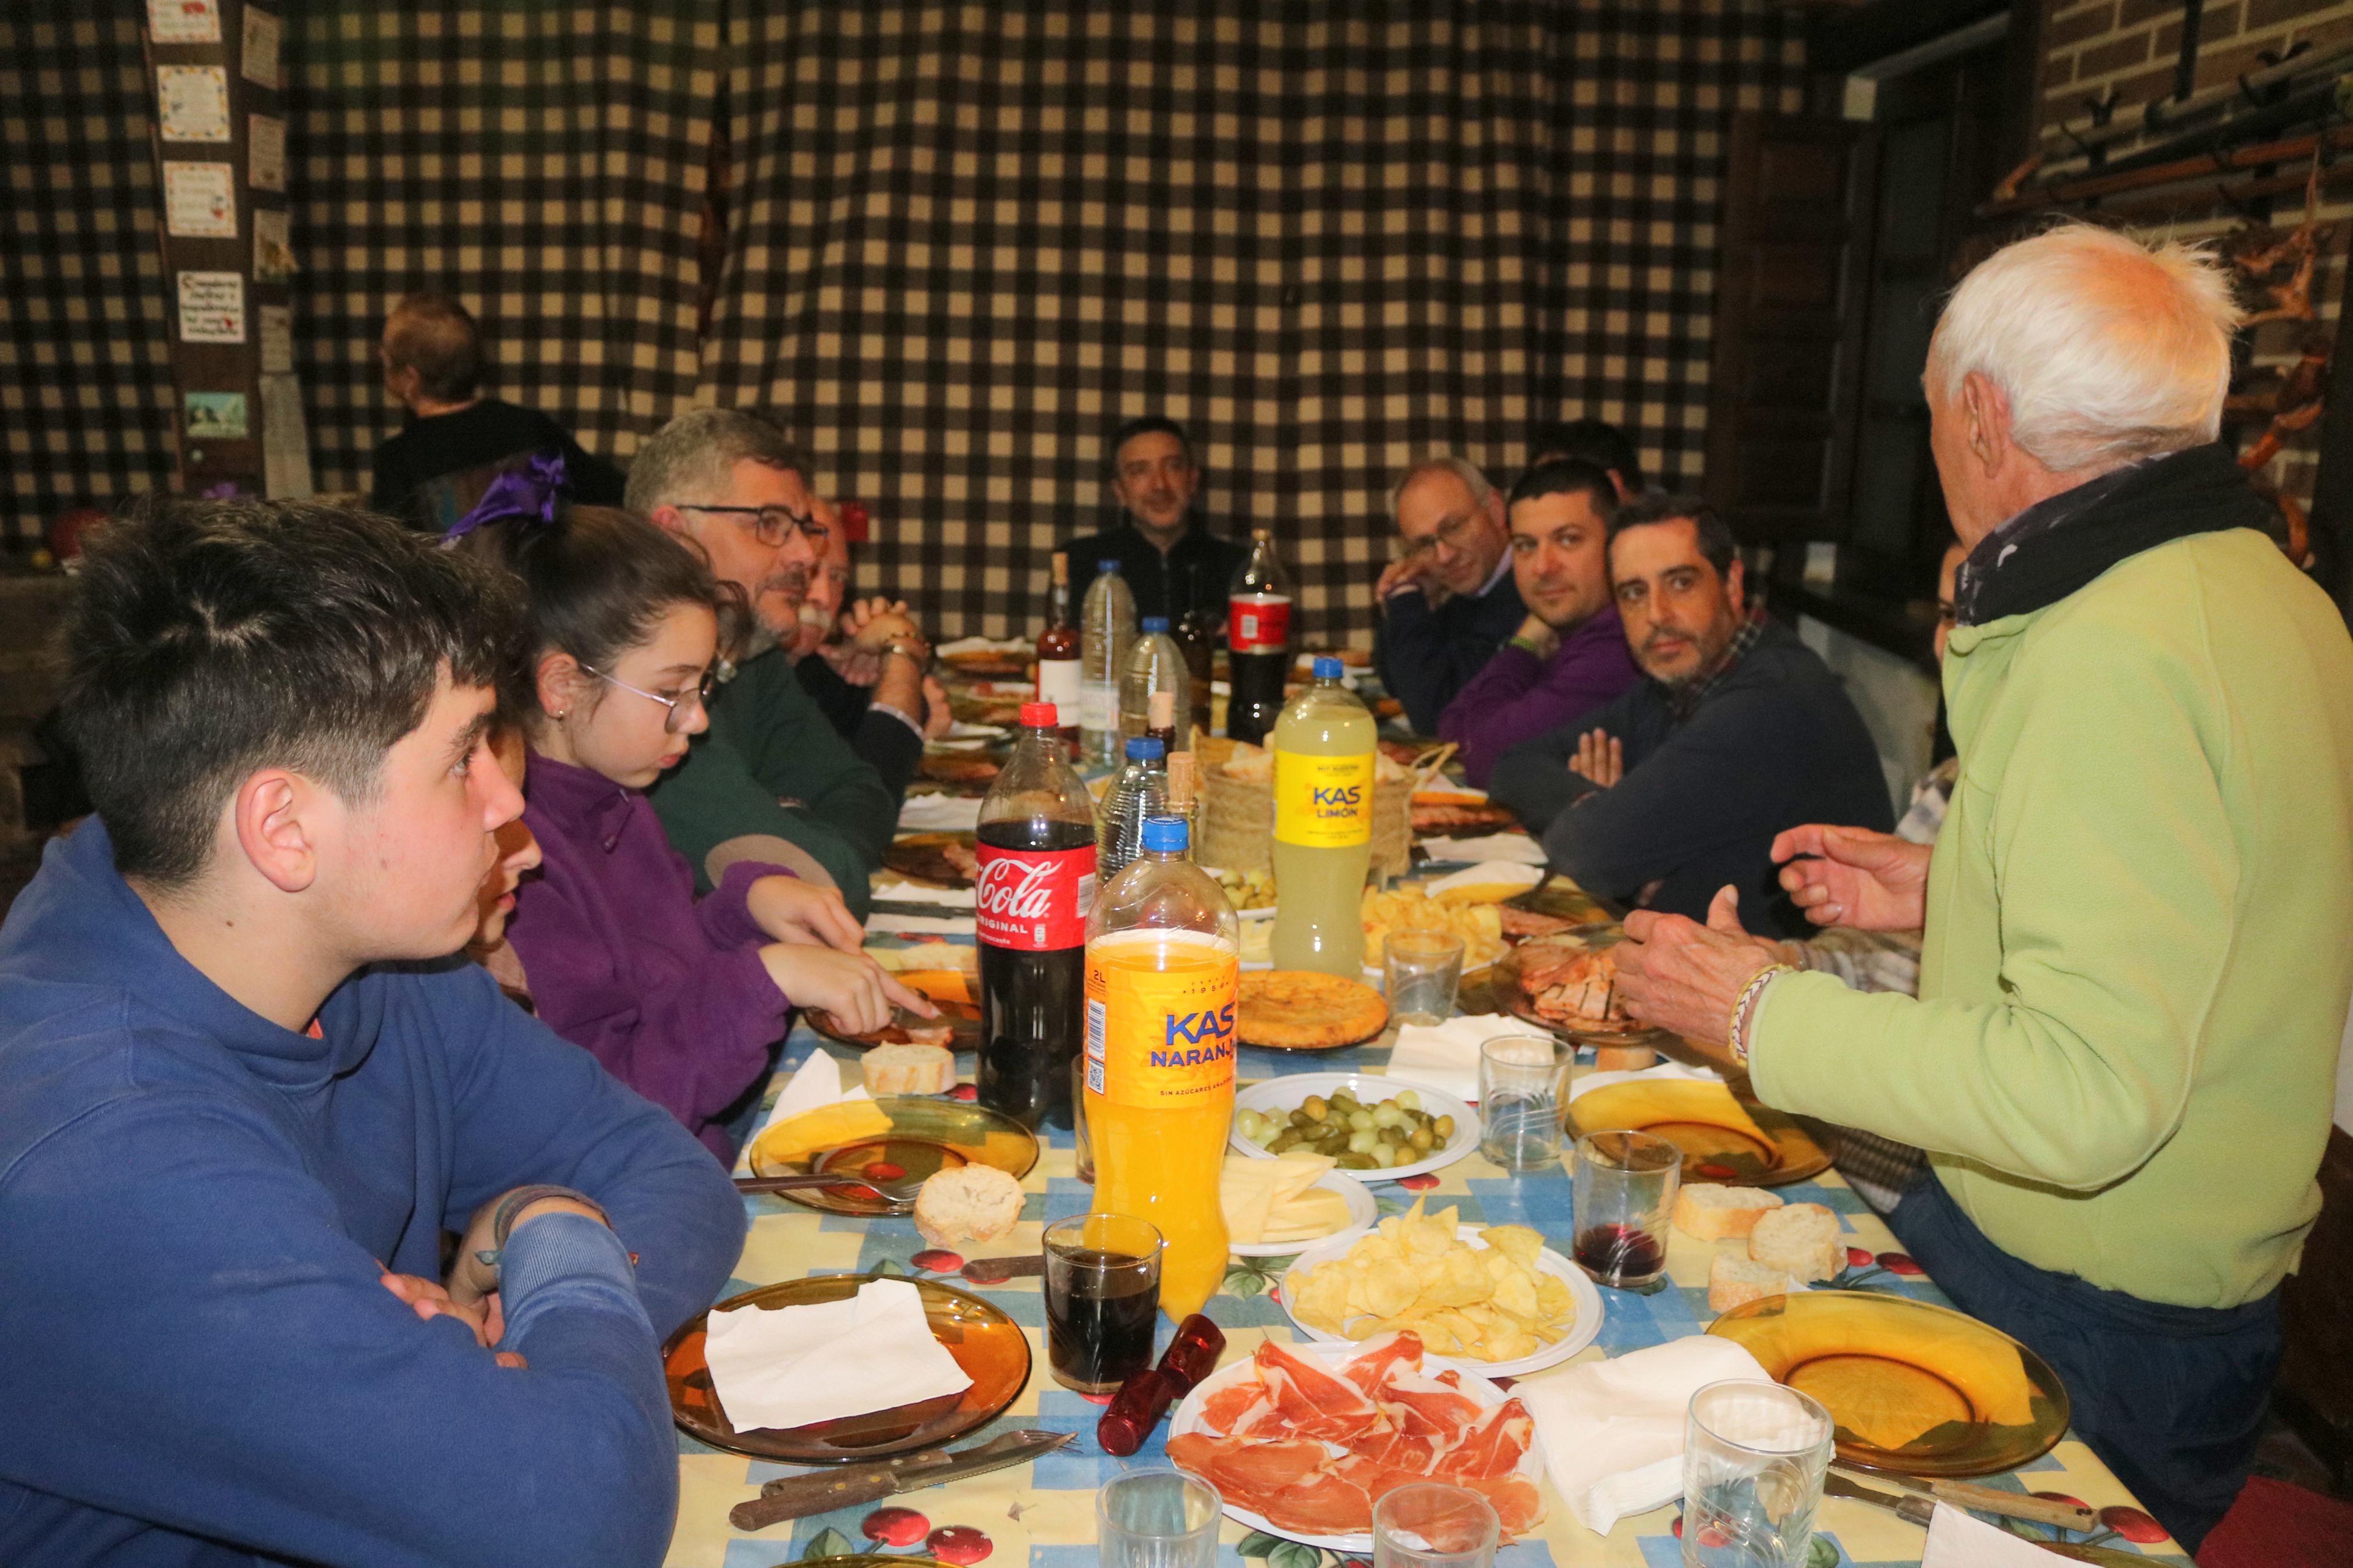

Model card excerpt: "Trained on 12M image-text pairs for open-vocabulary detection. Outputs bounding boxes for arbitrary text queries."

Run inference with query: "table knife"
[1834,1469,2096,1532]
[957,1254,1045,1284]
[730,1429,1072,1532]
[1827,1475,2132,1557]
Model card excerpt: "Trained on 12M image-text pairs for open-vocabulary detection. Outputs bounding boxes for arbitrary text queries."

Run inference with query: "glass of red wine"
[1570,1129,1681,1289]
[1042,1213,1162,1394]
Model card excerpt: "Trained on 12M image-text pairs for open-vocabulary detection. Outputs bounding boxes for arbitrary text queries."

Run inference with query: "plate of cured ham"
[1166,1332,1546,1550]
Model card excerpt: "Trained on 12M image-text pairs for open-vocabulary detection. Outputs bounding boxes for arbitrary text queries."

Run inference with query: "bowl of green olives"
[1229,1073,1481,1182]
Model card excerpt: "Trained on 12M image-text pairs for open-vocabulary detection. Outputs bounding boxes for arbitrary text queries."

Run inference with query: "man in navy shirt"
[1373,456,1528,734]
[1066,415,1250,630]
[0,498,742,1567]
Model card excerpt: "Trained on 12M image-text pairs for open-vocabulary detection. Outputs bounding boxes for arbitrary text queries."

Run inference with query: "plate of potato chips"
[1279,1197,1602,1377]
[1360,884,1507,971]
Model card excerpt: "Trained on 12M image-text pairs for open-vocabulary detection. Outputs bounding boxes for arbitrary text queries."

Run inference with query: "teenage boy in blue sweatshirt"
[0,500,745,1567]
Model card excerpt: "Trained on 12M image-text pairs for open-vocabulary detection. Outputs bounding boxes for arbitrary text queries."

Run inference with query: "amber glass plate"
[883,831,976,888]
[665,1275,1031,1462]
[1709,1290,2070,1477]
[1564,1076,1830,1187]
[1504,877,1616,928]
[1492,938,1676,1051]
[808,995,984,1054]
[747,1094,1039,1217]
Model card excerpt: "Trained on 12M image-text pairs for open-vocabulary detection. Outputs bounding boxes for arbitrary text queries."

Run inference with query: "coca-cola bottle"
[1227,527,1294,745]
[975,700,1099,1130]
[1035,553,1082,758]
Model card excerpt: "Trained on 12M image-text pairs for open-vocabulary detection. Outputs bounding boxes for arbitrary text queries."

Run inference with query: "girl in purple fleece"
[462,504,929,1160]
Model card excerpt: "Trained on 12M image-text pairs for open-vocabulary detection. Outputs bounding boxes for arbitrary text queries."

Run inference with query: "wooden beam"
[1978,122,2353,219]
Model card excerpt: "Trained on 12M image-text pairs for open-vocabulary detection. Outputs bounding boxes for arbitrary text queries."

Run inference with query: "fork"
[734,1171,929,1206]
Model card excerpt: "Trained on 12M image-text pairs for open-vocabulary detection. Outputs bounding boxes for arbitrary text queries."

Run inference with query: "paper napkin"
[1417,833,1548,866]
[871,879,978,908]
[864,913,979,937]
[704,1277,973,1432]
[771,1049,870,1123]
[1424,861,1545,899]
[1922,1502,2064,1566]
[1514,1336,1772,1534]
[897,795,984,832]
[1387,1014,1534,1103]
[935,636,1031,656]
[1566,1057,1724,1104]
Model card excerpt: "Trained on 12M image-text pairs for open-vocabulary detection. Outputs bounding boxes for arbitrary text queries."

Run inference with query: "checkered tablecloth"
[667,1021,2190,1568]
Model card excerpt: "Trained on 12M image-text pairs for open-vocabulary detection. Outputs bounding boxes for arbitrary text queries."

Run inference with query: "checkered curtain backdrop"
[283,2,717,497]
[1,12,178,545]
[701,1,1806,641]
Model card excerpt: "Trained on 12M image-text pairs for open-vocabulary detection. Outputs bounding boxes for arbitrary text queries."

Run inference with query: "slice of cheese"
[1220,1151,1344,1245]
[756,1098,895,1164]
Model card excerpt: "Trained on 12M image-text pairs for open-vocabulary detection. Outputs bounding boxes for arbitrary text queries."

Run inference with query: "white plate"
[1228,1168,1379,1259]
[1230,1073,1479,1182]
[1276,1222,1605,1379]
[1167,1339,1545,1551]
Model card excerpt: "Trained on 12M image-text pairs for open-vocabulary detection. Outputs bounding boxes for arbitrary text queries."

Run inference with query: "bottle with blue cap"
[1095,735,1169,884]
[1269,655,1378,975]
[1119,614,1192,756]
[1080,559,1137,767]
[1085,813,1238,1318]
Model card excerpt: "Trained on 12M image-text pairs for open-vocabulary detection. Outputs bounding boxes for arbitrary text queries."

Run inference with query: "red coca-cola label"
[1230,595,1291,652]
[974,842,1097,951]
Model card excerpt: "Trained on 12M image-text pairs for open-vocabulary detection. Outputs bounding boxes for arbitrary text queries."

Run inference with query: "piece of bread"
[1591,1045,1659,1073]
[1673,1182,1786,1242]
[1709,1253,1809,1314]
[1747,1201,1843,1282]
[913,1165,1025,1249]
[863,1042,956,1097]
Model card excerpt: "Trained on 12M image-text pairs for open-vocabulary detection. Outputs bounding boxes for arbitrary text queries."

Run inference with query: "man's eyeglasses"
[579,663,719,733]
[1401,510,1484,562]
[679,503,830,550]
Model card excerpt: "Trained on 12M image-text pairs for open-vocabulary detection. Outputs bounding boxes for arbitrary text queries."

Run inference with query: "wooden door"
[1703,113,1879,543]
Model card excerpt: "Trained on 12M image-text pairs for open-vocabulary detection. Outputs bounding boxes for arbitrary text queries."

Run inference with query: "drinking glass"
[1569,1129,1681,1288]
[1071,1057,1095,1184]
[1385,931,1465,1027]
[1476,1034,1572,1170]
[1681,1380,1834,1568]
[1373,1482,1500,1568]
[1042,1213,1161,1393]
[1098,1467,1223,1568]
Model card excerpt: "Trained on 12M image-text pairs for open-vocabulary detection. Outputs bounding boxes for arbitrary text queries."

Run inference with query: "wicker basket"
[1199,762,1411,880]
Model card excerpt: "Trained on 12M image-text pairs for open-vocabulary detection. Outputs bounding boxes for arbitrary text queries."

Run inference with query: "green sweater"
[645,648,897,919]
[1753,529,2353,1308]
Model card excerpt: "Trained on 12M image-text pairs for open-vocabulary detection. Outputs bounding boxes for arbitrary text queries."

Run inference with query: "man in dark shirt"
[369,294,624,531]
[1065,417,1248,629]
[1488,495,1890,937]
[1372,456,1527,734]
[1527,415,1644,500]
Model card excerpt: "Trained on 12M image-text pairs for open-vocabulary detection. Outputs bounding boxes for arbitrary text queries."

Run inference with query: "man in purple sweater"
[1440,460,1641,785]
[0,499,743,1567]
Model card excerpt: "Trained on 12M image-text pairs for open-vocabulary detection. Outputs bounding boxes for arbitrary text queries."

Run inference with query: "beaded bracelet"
[1726,962,1795,1068]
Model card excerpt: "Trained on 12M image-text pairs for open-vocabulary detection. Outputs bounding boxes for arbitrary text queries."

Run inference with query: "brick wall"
[2031,0,2353,529]
[2040,0,2353,150]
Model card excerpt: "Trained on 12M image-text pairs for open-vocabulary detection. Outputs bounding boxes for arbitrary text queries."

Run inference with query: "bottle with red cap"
[975,700,1099,1130]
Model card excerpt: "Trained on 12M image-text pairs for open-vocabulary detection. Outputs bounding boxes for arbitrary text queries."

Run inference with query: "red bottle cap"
[1020,701,1058,728]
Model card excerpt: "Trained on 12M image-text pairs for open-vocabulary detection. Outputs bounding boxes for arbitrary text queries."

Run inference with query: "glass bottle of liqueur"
[1035,552,1083,758]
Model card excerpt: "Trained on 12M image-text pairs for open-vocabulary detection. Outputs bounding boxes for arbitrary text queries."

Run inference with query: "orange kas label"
[1084,932,1238,1111]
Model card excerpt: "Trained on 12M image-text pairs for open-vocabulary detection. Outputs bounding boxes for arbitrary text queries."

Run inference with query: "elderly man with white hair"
[1610,223,2353,1550]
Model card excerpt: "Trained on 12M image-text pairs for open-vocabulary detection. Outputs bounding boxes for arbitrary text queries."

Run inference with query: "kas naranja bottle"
[1085,815,1238,1320]
[1269,657,1377,976]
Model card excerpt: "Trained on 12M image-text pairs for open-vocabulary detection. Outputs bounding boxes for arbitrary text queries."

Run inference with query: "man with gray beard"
[625,410,902,920]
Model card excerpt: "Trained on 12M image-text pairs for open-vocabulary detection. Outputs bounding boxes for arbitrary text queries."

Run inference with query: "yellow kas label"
[1274,749,1374,847]
[1085,930,1238,1111]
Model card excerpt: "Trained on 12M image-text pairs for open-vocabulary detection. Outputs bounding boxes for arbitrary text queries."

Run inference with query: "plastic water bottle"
[1120,616,1192,756]
[1081,560,1137,767]
[1269,656,1378,976]
[1096,736,1169,885]
[1085,815,1238,1319]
